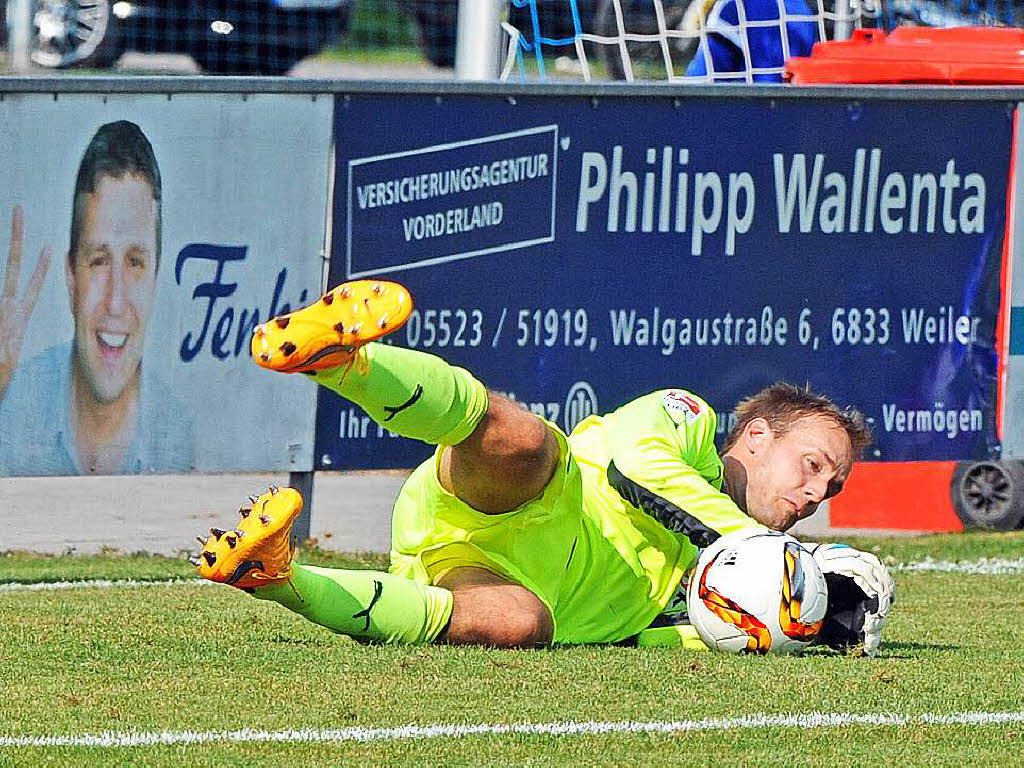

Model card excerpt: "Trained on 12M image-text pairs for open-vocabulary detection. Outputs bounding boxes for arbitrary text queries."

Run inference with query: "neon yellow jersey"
[552,389,765,643]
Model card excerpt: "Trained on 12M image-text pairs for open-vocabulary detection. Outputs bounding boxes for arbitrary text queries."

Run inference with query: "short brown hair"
[721,382,873,459]
[69,121,162,269]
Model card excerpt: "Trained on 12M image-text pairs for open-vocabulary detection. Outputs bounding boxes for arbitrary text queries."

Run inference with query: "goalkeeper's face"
[742,415,853,531]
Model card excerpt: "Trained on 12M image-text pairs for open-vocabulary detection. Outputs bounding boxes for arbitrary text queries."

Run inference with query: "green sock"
[310,343,488,446]
[254,563,454,645]
[635,624,708,650]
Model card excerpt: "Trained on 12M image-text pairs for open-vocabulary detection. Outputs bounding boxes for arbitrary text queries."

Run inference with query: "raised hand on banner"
[0,206,51,402]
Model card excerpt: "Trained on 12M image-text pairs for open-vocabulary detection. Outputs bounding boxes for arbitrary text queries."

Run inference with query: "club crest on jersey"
[663,390,702,423]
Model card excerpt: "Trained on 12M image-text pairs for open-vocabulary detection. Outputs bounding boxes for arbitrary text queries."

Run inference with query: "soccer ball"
[686,530,828,654]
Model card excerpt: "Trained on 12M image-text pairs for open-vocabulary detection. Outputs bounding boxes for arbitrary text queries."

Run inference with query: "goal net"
[499,0,902,83]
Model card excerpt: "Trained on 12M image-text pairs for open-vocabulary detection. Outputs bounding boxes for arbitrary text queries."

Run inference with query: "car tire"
[396,0,457,68]
[950,460,1024,531]
[30,0,122,68]
[192,47,294,76]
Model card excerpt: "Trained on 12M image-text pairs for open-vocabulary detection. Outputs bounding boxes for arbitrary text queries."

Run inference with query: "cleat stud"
[259,514,271,526]
[351,322,362,336]
[340,287,351,299]
[378,315,388,329]
[187,556,201,567]
[234,529,245,538]
[254,326,265,338]
[225,534,238,548]
[269,485,279,494]
[210,527,226,539]
[260,352,272,362]
[202,551,217,566]
[334,321,345,335]
[248,495,259,504]
[239,506,252,518]
[280,341,297,357]
[196,537,206,546]
[275,316,290,329]
[322,292,335,306]
[372,282,383,295]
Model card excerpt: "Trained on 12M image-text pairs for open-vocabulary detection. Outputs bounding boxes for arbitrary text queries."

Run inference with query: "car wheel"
[595,0,698,80]
[192,48,295,76]
[395,0,457,68]
[30,0,122,68]
[950,460,1024,531]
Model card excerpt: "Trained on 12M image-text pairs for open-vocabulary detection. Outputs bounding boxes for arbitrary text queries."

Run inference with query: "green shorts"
[388,420,584,634]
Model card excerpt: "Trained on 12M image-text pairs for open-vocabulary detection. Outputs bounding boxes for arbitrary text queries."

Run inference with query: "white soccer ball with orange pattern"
[686,530,828,654]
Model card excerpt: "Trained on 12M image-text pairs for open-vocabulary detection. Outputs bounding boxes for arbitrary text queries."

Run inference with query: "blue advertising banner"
[319,94,1012,469]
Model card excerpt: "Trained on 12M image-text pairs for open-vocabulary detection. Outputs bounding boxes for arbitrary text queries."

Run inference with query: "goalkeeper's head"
[720,383,871,531]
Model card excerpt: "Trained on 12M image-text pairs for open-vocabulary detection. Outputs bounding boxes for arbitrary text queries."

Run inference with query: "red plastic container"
[786,26,1024,85]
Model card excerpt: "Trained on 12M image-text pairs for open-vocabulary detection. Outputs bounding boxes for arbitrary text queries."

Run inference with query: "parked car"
[15,0,353,74]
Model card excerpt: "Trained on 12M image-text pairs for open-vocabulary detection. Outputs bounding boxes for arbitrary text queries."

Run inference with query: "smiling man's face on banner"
[67,173,159,405]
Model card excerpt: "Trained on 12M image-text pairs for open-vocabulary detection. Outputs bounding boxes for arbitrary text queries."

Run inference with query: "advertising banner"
[321,94,1012,469]
[0,93,329,476]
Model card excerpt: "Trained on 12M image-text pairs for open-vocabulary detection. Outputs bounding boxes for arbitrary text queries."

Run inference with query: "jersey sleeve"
[602,389,765,538]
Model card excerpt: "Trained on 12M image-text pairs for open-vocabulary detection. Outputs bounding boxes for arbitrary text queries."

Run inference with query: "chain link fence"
[4,1,1024,78]
[3,0,422,75]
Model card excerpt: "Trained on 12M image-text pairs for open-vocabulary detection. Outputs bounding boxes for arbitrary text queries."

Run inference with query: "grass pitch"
[1,533,1022,767]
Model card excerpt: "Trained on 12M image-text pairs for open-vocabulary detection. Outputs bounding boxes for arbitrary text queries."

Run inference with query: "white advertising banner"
[0,93,330,475]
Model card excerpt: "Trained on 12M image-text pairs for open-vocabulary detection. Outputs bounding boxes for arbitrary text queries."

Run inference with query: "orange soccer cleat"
[191,486,303,590]
[250,279,413,373]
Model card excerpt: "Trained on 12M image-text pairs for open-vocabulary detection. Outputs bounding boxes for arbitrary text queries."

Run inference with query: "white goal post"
[6,0,34,72]
[455,0,504,80]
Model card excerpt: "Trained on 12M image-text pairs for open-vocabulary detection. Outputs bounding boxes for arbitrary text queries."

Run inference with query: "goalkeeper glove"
[804,543,896,656]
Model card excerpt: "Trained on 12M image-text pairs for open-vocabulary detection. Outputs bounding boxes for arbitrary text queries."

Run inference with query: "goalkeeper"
[194,280,894,654]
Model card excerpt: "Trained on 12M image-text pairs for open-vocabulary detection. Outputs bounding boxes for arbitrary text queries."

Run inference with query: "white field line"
[0,578,213,592]
[892,556,1024,575]
[3,710,1024,748]
[1,556,1022,593]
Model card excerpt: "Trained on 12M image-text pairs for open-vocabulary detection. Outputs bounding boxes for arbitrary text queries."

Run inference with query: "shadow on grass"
[269,633,336,648]
[881,641,960,654]
[799,640,960,659]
